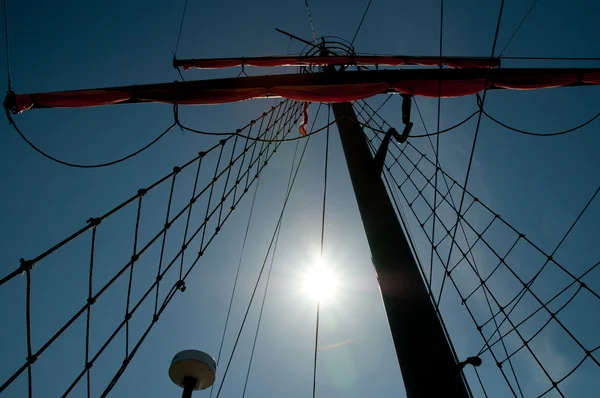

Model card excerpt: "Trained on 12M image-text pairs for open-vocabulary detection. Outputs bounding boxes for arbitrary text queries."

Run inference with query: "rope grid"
[213,104,319,398]
[354,99,600,398]
[0,99,305,397]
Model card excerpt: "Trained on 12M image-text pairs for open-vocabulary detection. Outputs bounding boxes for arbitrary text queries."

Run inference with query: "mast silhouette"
[332,101,470,397]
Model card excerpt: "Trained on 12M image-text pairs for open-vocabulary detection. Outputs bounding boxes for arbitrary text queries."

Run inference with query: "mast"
[331,102,470,397]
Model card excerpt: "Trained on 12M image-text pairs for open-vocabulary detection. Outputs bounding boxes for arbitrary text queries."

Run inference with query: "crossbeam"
[6,68,600,114]
[173,54,501,70]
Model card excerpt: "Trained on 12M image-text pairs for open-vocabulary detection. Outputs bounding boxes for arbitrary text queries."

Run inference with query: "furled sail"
[173,55,501,70]
[6,68,600,114]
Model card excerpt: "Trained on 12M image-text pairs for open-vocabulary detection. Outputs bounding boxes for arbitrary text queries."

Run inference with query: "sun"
[302,261,338,301]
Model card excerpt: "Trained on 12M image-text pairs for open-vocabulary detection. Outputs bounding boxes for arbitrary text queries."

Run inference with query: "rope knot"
[3,90,17,114]
[458,356,482,370]
[19,258,35,273]
[86,217,102,227]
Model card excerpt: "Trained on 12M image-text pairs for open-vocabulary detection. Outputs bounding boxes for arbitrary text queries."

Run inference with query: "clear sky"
[1,0,599,397]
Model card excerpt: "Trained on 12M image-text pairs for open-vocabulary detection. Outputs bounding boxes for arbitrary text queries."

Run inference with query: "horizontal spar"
[173,55,501,70]
[5,68,600,114]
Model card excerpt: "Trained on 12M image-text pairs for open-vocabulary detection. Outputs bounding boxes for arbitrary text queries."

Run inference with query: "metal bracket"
[373,128,394,175]
[401,93,412,125]
[372,94,414,176]
[457,356,483,371]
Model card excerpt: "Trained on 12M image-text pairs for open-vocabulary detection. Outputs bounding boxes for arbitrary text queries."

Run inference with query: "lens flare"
[302,261,338,301]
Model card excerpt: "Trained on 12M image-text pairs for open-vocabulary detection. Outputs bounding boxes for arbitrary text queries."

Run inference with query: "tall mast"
[331,102,470,397]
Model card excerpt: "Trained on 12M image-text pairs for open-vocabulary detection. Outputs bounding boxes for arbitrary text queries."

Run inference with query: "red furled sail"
[299,102,310,136]
[174,55,500,70]
[6,68,600,114]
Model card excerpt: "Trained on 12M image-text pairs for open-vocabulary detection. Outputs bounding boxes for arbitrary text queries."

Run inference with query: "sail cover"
[174,55,501,70]
[6,68,600,114]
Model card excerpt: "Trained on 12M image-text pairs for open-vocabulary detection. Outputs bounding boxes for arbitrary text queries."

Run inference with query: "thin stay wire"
[350,0,373,48]
[304,0,317,43]
[174,0,189,56]
[209,174,263,398]
[485,182,600,349]
[313,104,330,398]
[498,0,539,57]
[355,98,524,396]
[173,0,190,81]
[437,0,506,308]
[240,136,303,398]
[3,0,11,90]
[483,108,600,137]
[429,0,444,289]
[412,96,525,397]
[6,110,176,168]
[214,103,321,398]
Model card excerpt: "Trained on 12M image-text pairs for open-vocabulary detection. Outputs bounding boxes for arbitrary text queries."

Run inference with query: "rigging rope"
[214,103,319,398]
[368,118,600,397]
[498,0,540,57]
[240,104,323,398]
[500,55,600,62]
[350,0,373,48]
[5,101,311,168]
[437,0,506,310]
[478,182,600,355]
[312,104,330,398]
[210,161,262,398]
[412,93,523,396]
[177,111,338,142]
[103,103,302,396]
[430,0,444,291]
[356,100,528,397]
[0,101,301,397]
[6,109,177,168]
[241,137,303,398]
[304,0,317,43]
[3,0,11,90]
[174,0,189,56]
[173,0,190,81]
[358,103,599,140]
[483,108,600,137]
[356,105,479,138]
[354,101,473,378]
[410,90,520,395]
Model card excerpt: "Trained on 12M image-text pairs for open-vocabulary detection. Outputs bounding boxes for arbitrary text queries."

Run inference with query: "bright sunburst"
[302,260,338,301]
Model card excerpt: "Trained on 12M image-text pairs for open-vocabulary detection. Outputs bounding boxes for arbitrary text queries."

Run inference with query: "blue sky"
[1,0,599,397]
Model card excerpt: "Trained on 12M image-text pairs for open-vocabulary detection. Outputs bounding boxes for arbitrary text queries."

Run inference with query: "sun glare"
[302,261,338,301]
